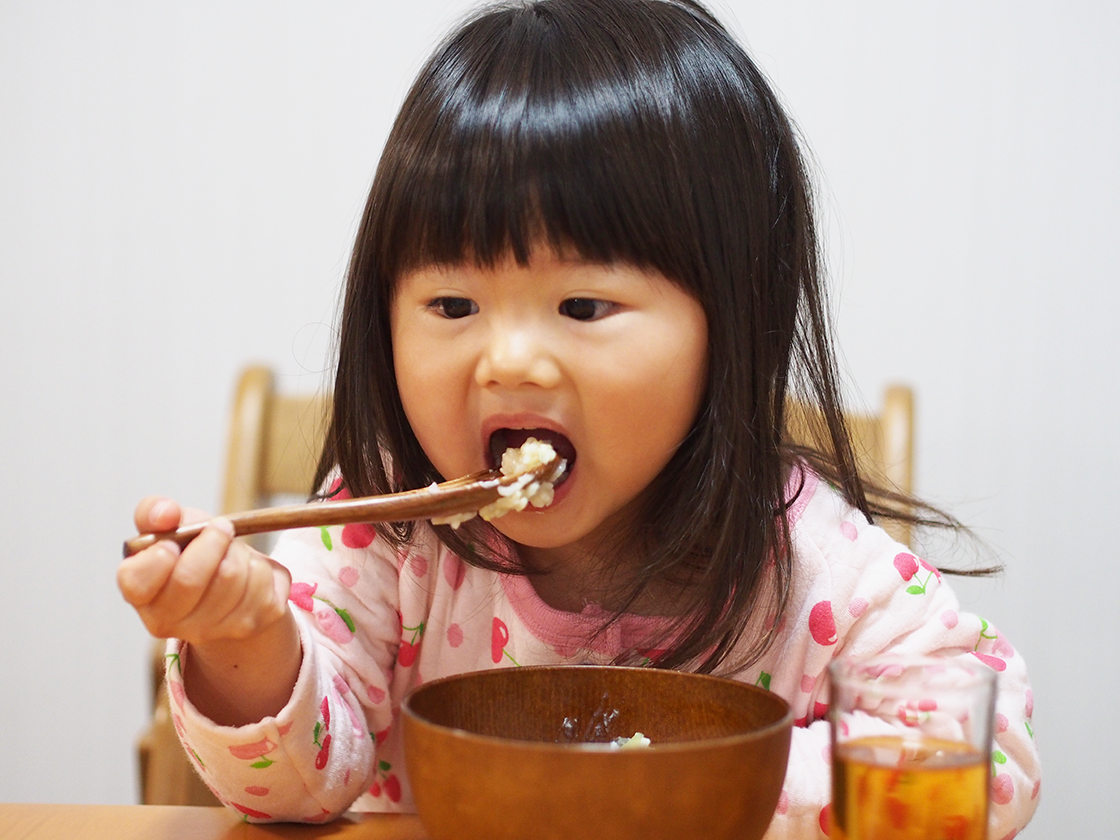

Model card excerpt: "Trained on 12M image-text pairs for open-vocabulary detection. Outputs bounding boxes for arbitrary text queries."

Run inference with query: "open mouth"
[488,428,576,485]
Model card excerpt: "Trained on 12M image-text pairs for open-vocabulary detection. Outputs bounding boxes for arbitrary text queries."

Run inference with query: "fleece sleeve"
[164,520,407,822]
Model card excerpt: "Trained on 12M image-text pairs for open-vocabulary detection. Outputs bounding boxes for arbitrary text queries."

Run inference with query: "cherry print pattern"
[368,759,402,803]
[229,737,277,765]
[808,601,837,646]
[332,675,366,735]
[342,523,375,549]
[301,808,332,824]
[774,789,789,815]
[169,679,186,710]
[894,552,939,595]
[894,552,919,581]
[991,772,1015,806]
[635,648,668,666]
[289,582,317,612]
[398,619,425,667]
[971,651,1007,671]
[492,617,519,665]
[314,602,356,644]
[314,696,331,770]
[231,802,272,820]
[315,481,377,549]
[443,556,466,589]
[290,582,356,644]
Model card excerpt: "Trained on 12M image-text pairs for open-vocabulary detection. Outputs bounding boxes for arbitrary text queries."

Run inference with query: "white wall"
[2,2,1115,836]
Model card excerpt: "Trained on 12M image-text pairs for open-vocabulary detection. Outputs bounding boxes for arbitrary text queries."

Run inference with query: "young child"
[117,1,1040,836]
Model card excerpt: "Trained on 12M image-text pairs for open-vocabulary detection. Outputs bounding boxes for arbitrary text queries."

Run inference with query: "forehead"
[394,248,688,299]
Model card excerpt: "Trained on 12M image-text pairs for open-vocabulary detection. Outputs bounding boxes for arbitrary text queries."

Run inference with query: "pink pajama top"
[167,468,1040,838]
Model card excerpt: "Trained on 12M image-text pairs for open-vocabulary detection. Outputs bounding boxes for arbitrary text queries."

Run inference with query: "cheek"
[637,319,708,438]
[393,330,451,462]
[393,338,481,479]
[589,334,706,473]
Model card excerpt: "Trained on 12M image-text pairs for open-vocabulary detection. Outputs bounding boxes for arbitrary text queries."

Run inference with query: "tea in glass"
[829,655,996,840]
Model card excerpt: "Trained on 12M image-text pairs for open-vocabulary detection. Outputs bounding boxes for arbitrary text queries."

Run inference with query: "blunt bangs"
[367,0,777,294]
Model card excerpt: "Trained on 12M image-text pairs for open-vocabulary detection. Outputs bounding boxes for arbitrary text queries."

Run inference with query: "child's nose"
[475,323,561,389]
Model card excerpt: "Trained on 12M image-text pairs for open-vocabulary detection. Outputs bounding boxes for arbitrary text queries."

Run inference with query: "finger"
[117,540,180,608]
[134,496,182,533]
[270,557,292,611]
[210,553,289,640]
[184,550,291,643]
[144,518,235,630]
[182,551,255,639]
[179,505,213,527]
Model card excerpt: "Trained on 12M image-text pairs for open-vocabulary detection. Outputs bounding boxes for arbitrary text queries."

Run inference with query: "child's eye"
[428,297,478,319]
[559,298,614,321]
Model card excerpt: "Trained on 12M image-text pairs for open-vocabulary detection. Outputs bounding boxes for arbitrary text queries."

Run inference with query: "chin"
[489,512,579,551]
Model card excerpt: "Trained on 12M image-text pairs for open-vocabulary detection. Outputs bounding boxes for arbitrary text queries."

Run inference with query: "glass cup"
[828,654,997,840]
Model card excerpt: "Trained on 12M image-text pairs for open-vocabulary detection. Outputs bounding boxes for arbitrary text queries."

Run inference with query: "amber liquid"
[831,735,988,840]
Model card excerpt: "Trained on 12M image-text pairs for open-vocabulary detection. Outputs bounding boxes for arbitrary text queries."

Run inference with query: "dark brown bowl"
[402,666,792,840]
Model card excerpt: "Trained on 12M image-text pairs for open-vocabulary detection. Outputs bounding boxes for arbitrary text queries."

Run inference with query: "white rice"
[609,732,652,750]
[432,438,561,529]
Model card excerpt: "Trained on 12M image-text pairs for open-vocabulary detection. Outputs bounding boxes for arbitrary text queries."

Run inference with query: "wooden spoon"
[122,457,564,557]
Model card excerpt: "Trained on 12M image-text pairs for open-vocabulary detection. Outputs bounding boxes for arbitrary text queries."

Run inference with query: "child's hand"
[117,497,292,646]
[118,497,301,725]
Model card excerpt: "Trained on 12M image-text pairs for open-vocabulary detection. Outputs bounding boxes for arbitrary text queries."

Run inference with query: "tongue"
[490,428,576,475]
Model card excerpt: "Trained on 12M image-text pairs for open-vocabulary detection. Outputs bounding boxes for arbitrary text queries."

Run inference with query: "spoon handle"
[122,469,505,557]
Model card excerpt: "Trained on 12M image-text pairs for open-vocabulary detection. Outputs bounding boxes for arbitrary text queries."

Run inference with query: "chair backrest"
[221,364,332,516]
[786,384,914,546]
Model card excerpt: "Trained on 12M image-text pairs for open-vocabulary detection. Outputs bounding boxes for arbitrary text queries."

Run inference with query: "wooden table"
[0,804,429,840]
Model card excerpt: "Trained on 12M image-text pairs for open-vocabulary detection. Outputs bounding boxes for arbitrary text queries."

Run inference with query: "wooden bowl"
[402,666,792,840]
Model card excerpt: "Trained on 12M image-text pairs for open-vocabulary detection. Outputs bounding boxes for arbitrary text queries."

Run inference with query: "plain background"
[2,1,1116,836]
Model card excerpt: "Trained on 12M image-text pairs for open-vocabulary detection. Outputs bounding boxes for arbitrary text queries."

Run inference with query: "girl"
[117,1,1040,836]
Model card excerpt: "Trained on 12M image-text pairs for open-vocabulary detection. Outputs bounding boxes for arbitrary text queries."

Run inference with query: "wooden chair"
[136,366,912,804]
[786,384,914,546]
[136,365,331,805]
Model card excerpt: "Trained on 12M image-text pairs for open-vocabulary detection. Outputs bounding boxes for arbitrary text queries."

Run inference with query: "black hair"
[314,0,941,673]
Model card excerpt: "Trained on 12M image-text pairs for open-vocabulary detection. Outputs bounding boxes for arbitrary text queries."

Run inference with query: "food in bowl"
[610,732,652,749]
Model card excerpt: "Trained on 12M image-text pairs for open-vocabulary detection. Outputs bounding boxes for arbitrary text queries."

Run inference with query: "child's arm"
[122,499,396,821]
[117,497,301,724]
